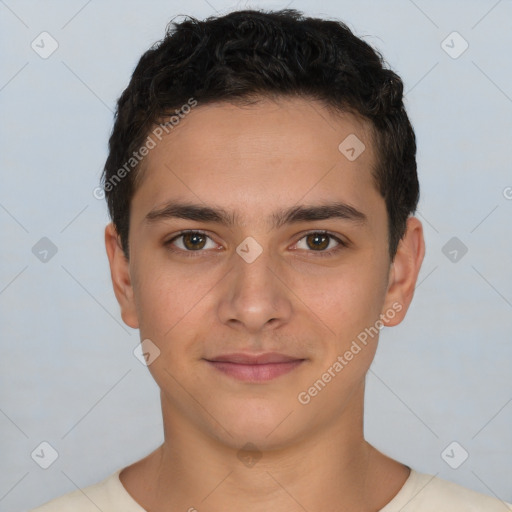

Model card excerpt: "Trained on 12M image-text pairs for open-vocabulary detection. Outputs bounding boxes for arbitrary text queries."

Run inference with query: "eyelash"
[164,230,347,258]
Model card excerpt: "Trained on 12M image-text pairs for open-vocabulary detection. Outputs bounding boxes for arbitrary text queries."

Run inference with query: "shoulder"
[381,469,512,512]
[28,468,145,512]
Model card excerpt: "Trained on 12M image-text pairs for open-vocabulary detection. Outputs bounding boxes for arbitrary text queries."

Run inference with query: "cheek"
[131,255,221,356]
[134,272,192,336]
[299,258,388,341]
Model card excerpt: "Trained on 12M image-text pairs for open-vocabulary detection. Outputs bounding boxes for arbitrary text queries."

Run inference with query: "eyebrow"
[145,200,368,229]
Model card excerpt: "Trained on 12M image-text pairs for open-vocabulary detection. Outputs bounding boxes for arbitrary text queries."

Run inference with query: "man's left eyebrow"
[144,200,368,229]
[275,202,368,228]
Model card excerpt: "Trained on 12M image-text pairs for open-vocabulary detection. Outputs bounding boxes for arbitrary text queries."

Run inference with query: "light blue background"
[1,0,511,510]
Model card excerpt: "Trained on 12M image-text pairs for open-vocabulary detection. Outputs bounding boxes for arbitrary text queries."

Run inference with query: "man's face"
[112,97,406,449]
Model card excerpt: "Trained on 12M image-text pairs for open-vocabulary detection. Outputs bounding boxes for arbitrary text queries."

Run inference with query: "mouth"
[204,352,306,382]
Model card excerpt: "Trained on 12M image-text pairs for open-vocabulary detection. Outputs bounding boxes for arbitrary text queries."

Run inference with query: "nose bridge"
[217,236,292,331]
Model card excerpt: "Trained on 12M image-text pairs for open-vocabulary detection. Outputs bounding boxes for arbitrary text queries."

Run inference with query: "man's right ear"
[104,223,139,329]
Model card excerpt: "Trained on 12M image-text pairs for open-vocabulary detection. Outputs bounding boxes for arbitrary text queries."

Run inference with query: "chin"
[205,400,306,451]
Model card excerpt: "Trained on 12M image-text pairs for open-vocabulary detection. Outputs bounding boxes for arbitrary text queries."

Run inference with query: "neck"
[120,383,409,512]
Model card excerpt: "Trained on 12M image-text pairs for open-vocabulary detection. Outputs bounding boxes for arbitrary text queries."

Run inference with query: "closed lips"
[205,353,304,364]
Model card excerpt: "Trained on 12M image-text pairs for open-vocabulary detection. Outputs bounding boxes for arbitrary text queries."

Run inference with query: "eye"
[293,231,346,256]
[165,230,218,256]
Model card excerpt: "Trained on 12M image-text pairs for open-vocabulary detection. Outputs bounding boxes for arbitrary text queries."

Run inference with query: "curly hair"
[102,8,419,261]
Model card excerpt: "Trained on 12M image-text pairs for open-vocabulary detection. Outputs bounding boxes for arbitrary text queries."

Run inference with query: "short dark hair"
[103,8,419,261]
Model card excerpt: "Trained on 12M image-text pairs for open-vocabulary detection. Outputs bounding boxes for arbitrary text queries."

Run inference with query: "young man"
[31,8,511,512]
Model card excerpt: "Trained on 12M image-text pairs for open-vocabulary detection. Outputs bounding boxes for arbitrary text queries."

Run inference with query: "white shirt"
[29,467,511,511]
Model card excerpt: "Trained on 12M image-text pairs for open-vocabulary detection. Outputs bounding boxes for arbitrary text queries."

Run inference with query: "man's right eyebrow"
[145,202,236,225]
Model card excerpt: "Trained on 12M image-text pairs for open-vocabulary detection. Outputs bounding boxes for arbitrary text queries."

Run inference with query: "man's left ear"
[381,216,425,327]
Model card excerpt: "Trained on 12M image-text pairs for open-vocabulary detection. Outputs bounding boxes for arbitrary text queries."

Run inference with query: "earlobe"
[104,223,139,329]
[381,216,425,327]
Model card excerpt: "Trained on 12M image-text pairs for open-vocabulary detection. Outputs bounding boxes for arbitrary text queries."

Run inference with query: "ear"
[104,223,139,329]
[381,216,425,327]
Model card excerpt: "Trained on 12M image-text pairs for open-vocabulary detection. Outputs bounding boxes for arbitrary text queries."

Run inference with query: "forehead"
[132,97,382,227]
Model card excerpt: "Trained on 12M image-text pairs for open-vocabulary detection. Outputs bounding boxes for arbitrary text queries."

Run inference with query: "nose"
[216,243,293,334]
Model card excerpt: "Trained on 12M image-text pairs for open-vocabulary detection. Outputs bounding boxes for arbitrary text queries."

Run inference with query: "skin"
[105,96,425,512]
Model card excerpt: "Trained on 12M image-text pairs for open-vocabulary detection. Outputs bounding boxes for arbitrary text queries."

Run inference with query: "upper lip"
[206,352,304,364]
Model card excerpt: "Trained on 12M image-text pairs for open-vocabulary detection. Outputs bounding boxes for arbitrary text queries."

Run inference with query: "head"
[104,9,424,451]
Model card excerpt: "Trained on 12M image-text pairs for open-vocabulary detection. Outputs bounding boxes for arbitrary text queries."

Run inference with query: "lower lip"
[206,360,304,382]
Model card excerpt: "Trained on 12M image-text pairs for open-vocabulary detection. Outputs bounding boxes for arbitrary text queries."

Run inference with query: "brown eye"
[305,233,330,251]
[181,232,207,250]
[294,231,345,256]
[166,231,217,253]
